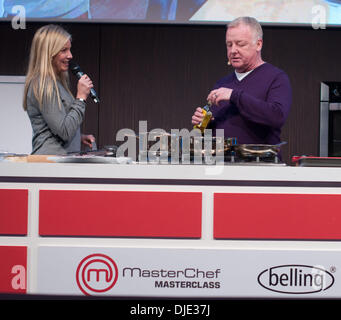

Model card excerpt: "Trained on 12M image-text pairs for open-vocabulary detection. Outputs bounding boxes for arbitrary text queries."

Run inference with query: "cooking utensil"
[124,132,237,159]
[234,142,287,159]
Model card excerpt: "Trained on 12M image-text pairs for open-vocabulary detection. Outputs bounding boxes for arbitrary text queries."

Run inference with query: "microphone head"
[69,61,82,75]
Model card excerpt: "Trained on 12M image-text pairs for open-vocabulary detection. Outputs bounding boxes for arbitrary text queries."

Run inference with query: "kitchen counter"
[1,161,341,298]
[1,160,341,184]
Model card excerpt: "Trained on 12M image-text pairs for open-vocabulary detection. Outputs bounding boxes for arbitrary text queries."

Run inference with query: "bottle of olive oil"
[193,101,212,133]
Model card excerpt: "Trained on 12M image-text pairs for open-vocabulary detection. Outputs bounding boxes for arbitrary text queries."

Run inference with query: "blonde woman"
[23,24,95,155]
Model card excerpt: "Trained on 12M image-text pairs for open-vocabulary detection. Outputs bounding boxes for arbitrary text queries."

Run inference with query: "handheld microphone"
[69,61,100,103]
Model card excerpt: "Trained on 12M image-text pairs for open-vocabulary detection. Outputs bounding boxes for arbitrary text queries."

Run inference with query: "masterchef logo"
[75,253,222,295]
[76,254,118,296]
[122,267,221,289]
[257,264,335,294]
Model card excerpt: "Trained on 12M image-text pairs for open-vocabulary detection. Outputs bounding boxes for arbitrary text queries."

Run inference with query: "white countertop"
[1,161,341,183]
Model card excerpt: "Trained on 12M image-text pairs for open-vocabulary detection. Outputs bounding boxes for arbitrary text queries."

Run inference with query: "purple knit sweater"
[208,62,292,145]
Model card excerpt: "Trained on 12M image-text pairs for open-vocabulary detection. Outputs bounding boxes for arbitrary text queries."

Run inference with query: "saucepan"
[187,136,237,156]
[120,132,238,159]
[118,132,175,161]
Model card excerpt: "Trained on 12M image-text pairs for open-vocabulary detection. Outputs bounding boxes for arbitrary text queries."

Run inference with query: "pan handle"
[241,147,278,155]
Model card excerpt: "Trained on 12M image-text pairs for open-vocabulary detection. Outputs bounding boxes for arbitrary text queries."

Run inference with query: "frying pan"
[234,142,287,159]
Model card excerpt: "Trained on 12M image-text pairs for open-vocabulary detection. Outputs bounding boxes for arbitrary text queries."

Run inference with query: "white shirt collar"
[235,69,254,81]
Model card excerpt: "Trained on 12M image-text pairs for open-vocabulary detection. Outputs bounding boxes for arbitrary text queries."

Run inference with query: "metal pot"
[234,142,286,159]
[124,132,238,160]
[186,136,237,156]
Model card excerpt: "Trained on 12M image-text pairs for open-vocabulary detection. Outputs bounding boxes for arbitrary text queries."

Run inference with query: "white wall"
[0,76,32,154]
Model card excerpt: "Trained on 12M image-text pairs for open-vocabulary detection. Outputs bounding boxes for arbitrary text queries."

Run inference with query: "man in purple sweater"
[192,16,292,145]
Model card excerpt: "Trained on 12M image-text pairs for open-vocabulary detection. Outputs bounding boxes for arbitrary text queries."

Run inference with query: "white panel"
[37,246,339,298]
[0,76,32,154]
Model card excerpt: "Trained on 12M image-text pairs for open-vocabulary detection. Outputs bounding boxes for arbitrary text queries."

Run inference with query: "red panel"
[214,193,341,240]
[39,190,202,238]
[0,189,28,235]
[0,246,27,294]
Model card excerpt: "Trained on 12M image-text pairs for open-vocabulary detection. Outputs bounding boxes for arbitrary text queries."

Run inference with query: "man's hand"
[191,107,205,125]
[207,87,233,105]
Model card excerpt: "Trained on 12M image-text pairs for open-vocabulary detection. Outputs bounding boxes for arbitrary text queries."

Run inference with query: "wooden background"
[1,20,340,164]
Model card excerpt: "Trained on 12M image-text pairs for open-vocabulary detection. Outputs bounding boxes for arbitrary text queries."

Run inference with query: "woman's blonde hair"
[23,24,72,110]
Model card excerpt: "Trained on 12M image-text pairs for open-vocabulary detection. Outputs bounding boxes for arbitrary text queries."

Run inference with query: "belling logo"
[258,264,335,294]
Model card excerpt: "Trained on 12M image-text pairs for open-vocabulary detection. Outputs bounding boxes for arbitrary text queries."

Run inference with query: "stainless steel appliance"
[320,81,341,156]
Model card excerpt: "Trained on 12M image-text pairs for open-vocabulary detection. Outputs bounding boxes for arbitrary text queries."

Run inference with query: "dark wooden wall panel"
[1,21,341,164]
[99,24,227,147]
[0,23,34,75]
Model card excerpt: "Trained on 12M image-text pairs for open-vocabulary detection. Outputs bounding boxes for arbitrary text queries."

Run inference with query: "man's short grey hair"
[227,16,263,42]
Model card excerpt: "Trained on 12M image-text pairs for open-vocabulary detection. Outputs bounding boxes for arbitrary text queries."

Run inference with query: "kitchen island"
[1,161,341,297]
